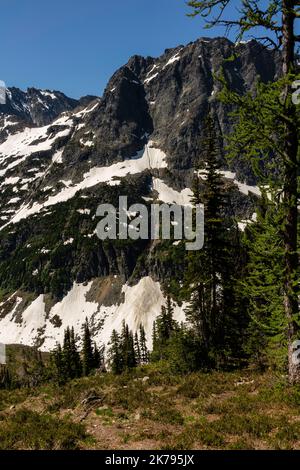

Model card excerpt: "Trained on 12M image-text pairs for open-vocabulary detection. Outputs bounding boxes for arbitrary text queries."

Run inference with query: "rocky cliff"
[0,37,280,350]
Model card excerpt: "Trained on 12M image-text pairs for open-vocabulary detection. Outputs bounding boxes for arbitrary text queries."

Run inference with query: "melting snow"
[73,101,100,118]
[163,52,182,69]
[8,197,21,204]
[0,295,46,347]
[40,90,57,100]
[152,178,193,206]
[80,139,94,147]
[144,73,159,84]
[0,176,20,187]
[1,143,168,229]
[0,122,73,178]
[0,277,187,352]
[238,212,257,232]
[77,209,91,215]
[146,64,159,76]
[63,238,74,245]
[52,149,64,164]
[197,169,261,197]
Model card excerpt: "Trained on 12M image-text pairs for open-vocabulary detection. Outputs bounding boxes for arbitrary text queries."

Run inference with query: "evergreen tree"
[152,321,159,356]
[139,324,149,364]
[26,348,48,387]
[134,332,141,365]
[70,327,82,378]
[184,113,239,365]
[50,343,65,384]
[108,323,138,373]
[0,366,12,390]
[50,328,82,383]
[165,324,205,374]
[218,79,300,376]
[92,342,104,370]
[82,318,94,376]
[241,196,287,370]
[120,321,136,370]
[165,296,176,335]
[128,330,136,369]
[188,0,300,384]
[108,330,123,375]
[152,302,179,361]
[62,327,73,379]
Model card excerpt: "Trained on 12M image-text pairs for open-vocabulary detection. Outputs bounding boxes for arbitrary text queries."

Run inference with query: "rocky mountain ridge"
[0,36,280,350]
[0,86,97,127]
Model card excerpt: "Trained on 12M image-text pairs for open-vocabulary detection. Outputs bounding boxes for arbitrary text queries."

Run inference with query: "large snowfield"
[0,277,186,351]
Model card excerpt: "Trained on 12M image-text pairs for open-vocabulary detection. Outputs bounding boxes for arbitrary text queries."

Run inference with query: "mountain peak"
[0,86,79,126]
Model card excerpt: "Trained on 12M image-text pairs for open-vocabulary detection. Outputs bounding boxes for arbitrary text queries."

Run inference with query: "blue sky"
[1,0,251,98]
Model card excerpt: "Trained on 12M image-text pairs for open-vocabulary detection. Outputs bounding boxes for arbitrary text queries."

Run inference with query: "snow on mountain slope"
[0,87,80,126]
[0,142,168,229]
[0,295,46,347]
[218,171,261,197]
[0,117,73,176]
[152,178,193,206]
[97,277,186,349]
[0,277,186,351]
[0,37,280,351]
[197,169,261,197]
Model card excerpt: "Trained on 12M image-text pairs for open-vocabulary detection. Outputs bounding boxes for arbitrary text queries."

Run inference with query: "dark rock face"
[124,37,281,175]
[60,37,281,181]
[84,66,153,163]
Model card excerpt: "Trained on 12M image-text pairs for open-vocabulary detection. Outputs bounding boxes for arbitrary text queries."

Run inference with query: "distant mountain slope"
[0,37,281,350]
[0,87,97,127]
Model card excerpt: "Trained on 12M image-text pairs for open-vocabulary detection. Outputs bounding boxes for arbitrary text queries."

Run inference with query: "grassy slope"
[1,363,300,450]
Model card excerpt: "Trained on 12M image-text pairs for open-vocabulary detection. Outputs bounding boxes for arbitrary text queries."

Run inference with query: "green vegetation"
[108,321,149,375]
[0,175,151,299]
[0,366,300,450]
[187,0,300,384]
[0,409,89,450]
[0,0,299,451]
[50,320,104,384]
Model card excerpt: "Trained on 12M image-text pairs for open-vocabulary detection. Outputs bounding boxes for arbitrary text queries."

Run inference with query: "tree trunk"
[282,0,300,384]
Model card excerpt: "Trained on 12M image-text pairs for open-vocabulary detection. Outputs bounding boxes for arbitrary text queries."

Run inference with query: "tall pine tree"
[82,318,94,376]
[188,0,300,383]
[241,195,287,370]
[184,113,239,365]
[139,324,149,364]
[108,330,123,375]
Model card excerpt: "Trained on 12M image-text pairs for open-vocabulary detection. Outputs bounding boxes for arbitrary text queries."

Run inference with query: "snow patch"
[63,238,74,245]
[197,169,261,197]
[0,295,46,347]
[144,73,159,84]
[40,90,57,100]
[163,51,182,69]
[152,178,193,206]
[77,209,91,215]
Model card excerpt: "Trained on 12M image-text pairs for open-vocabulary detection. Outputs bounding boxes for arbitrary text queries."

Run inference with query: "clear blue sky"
[0,0,250,98]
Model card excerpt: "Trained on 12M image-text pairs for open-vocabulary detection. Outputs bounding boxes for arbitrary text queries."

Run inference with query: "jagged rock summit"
[0,37,280,350]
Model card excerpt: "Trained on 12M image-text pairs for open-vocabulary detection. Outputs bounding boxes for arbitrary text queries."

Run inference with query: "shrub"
[0,409,89,450]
